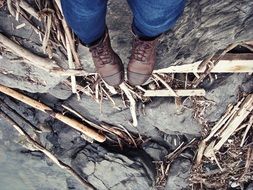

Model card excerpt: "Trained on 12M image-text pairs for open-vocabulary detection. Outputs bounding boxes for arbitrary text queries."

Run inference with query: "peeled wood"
[0,84,106,143]
[213,94,253,151]
[19,0,41,21]
[120,83,138,127]
[0,33,88,76]
[203,94,253,158]
[154,53,253,74]
[144,89,206,97]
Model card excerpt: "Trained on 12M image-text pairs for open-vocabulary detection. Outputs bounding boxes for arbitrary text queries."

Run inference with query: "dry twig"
[120,83,138,127]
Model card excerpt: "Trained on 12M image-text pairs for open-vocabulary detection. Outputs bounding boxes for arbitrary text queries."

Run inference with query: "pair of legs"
[61,0,185,86]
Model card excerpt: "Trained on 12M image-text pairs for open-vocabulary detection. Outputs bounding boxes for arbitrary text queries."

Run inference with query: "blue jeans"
[61,0,185,45]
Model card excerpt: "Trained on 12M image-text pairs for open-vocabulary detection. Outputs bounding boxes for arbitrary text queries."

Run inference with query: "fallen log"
[0,84,106,143]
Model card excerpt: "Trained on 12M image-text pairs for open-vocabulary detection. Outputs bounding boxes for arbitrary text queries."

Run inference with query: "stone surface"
[65,94,201,136]
[0,119,80,190]
[0,0,252,189]
[204,74,253,122]
[165,158,192,190]
[72,145,153,190]
[0,8,67,93]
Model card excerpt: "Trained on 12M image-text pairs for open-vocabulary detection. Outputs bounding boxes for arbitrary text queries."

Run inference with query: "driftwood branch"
[0,110,95,190]
[154,53,253,74]
[0,84,106,143]
[0,32,88,76]
[0,32,61,72]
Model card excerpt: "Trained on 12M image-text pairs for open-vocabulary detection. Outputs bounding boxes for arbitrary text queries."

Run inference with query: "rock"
[246,183,253,190]
[165,158,192,190]
[205,74,253,122]
[142,141,168,161]
[72,144,153,190]
[48,82,73,100]
[65,95,201,136]
[0,119,79,190]
[0,9,67,94]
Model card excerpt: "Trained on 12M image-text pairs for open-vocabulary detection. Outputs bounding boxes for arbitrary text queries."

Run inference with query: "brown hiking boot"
[89,31,124,86]
[127,36,159,86]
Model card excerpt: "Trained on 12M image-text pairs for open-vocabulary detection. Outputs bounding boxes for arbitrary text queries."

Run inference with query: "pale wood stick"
[0,84,106,143]
[19,0,41,20]
[153,73,178,96]
[16,23,26,29]
[240,115,253,147]
[204,99,245,142]
[42,14,52,54]
[120,83,138,127]
[15,0,21,21]
[54,69,88,76]
[0,32,62,72]
[154,53,253,74]
[192,43,240,87]
[213,94,253,151]
[54,0,82,69]
[0,111,95,190]
[144,89,206,97]
[66,36,77,94]
[7,0,15,17]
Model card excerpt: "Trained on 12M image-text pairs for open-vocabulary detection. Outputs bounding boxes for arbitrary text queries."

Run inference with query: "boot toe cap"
[127,71,150,86]
[102,71,124,87]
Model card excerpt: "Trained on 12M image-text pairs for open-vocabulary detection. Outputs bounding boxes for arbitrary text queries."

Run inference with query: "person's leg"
[61,0,124,86]
[127,0,185,85]
[61,0,107,45]
[127,0,185,38]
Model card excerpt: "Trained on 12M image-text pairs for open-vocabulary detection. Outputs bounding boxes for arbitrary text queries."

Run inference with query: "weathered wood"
[213,94,253,151]
[19,0,41,21]
[120,83,138,127]
[154,54,253,74]
[0,84,106,143]
[144,89,206,97]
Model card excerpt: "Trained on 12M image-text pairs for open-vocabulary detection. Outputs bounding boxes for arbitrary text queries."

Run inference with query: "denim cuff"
[132,24,161,41]
[80,28,107,47]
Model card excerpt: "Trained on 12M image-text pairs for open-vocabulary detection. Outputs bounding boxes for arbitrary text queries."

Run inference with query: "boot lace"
[132,39,152,62]
[90,44,113,66]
